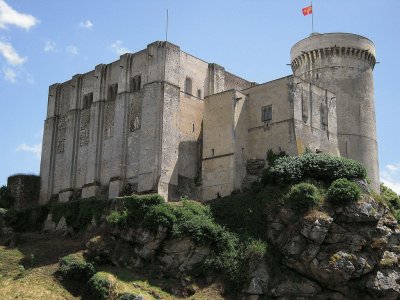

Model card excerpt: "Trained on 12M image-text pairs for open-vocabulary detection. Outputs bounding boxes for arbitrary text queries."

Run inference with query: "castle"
[39,33,379,203]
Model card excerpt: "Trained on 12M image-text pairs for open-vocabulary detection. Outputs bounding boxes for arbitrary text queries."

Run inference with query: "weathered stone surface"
[265,195,400,299]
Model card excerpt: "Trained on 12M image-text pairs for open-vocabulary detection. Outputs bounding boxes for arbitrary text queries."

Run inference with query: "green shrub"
[327,178,361,205]
[244,239,267,261]
[379,184,400,222]
[285,183,321,212]
[0,186,14,209]
[88,272,117,300]
[58,255,95,282]
[263,153,367,185]
[380,184,400,210]
[266,149,287,166]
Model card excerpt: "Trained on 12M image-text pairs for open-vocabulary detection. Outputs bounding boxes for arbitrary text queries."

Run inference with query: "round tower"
[290,33,379,191]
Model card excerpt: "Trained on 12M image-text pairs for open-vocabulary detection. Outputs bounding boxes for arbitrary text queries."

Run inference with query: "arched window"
[185,77,192,95]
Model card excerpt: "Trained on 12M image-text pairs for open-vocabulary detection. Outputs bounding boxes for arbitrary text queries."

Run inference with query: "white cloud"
[381,163,400,194]
[79,20,93,29]
[0,40,26,65]
[44,40,56,52]
[3,65,16,82]
[66,45,78,55]
[111,40,129,56]
[16,143,42,159]
[0,0,38,30]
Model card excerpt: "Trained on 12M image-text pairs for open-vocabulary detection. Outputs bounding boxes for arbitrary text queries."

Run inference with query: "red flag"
[302,5,313,16]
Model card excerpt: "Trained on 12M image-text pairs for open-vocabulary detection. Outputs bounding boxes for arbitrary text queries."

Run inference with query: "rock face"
[266,195,400,299]
[83,194,400,299]
[85,225,210,286]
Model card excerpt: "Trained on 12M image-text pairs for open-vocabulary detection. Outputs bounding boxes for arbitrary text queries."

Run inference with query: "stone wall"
[7,175,40,209]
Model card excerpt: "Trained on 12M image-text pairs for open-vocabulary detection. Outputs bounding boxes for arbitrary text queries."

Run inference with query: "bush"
[0,186,14,209]
[244,239,267,261]
[263,153,367,185]
[379,184,400,222]
[327,178,361,205]
[380,184,400,210]
[285,183,321,212]
[88,272,117,300]
[58,255,95,282]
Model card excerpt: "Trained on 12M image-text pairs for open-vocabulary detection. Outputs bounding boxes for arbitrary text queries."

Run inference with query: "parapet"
[290,33,376,71]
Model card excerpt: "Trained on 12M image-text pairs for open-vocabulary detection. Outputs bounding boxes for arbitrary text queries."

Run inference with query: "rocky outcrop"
[85,225,210,287]
[265,195,400,299]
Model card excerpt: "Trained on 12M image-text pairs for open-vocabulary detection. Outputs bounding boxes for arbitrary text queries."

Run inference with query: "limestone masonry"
[39,32,379,203]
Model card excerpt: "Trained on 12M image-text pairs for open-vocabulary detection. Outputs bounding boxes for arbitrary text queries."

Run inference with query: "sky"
[0,0,399,193]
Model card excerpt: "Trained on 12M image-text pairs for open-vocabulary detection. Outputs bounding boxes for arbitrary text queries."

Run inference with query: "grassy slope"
[0,233,224,300]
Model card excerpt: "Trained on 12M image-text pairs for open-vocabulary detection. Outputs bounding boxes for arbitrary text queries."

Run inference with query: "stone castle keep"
[39,33,379,203]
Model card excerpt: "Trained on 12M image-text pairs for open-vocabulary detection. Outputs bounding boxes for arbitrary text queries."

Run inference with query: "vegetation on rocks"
[262,152,367,185]
[285,182,322,212]
[2,152,400,299]
[326,178,361,205]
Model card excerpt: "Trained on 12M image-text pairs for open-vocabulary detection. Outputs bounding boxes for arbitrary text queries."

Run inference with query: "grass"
[0,233,226,300]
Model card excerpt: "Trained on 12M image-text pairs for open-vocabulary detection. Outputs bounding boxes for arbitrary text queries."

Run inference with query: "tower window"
[130,75,141,92]
[192,123,195,132]
[108,84,118,101]
[82,92,93,109]
[262,105,272,122]
[197,89,202,98]
[185,77,192,95]
[211,148,215,156]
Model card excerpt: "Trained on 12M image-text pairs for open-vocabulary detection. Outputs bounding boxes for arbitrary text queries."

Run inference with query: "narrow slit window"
[211,148,215,156]
[197,89,202,98]
[192,123,195,132]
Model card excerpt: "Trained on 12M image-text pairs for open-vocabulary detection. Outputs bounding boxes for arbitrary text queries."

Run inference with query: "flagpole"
[166,9,169,42]
[311,1,314,33]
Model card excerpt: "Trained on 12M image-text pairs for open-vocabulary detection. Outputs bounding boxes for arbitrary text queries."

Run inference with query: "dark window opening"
[197,89,202,98]
[262,105,272,122]
[130,75,141,92]
[82,92,93,109]
[108,84,118,101]
[185,77,192,95]
[192,123,195,132]
[211,148,215,156]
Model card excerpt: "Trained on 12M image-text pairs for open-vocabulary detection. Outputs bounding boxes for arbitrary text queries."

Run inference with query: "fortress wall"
[52,79,74,201]
[179,52,209,98]
[75,71,95,190]
[202,90,236,201]
[292,77,339,155]
[232,91,248,192]
[178,94,204,178]
[245,77,297,159]
[224,71,253,91]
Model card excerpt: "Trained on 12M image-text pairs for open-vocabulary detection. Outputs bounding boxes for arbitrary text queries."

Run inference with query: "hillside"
[1,152,400,299]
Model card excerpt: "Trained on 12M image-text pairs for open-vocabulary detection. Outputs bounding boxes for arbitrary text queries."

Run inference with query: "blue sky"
[0,0,399,193]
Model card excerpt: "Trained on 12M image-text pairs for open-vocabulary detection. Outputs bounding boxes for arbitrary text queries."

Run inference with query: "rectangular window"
[197,89,202,98]
[262,105,272,122]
